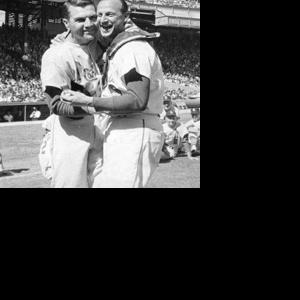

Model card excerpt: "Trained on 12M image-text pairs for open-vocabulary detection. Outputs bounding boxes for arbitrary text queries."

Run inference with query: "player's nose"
[99,15,109,25]
[84,17,93,28]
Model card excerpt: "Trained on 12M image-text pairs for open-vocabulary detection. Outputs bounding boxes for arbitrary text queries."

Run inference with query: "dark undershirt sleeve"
[92,68,150,113]
[44,86,89,116]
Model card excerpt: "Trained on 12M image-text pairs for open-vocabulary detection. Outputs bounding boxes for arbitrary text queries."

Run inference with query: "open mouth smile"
[100,24,113,32]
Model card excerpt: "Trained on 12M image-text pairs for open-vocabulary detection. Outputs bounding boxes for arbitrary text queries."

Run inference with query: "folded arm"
[45,86,90,117]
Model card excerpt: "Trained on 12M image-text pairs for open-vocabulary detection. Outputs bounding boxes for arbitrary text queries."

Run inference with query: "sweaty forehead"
[97,0,122,13]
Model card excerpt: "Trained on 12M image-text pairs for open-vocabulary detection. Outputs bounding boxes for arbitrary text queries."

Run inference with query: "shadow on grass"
[0,168,29,177]
[177,151,200,158]
[159,158,172,164]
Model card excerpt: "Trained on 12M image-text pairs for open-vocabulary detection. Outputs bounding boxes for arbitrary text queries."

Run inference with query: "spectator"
[0,23,200,104]
[131,0,200,9]
[3,111,14,122]
[29,107,41,121]
[154,30,200,88]
[0,25,48,103]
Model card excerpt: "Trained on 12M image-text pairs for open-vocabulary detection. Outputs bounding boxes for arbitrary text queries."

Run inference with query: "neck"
[98,28,125,49]
[99,36,113,49]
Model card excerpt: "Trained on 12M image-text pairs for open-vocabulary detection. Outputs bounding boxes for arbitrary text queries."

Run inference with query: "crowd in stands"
[130,0,200,9]
[164,87,191,101]
[0,22,200,159]
[0,25,48,103]
[0,24,199,105]
[154,30,200,88]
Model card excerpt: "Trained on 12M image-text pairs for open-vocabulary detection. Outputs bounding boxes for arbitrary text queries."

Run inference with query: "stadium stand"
[0,24,199,105]
[130,0,200,9]
[155,29,200,88]
[0,25,48,103]
[0,0,200,122]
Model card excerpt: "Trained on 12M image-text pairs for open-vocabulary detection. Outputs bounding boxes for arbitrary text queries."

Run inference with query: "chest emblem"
[83,68,98,81]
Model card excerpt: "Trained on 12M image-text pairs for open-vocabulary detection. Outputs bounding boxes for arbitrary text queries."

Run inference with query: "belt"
[66,116,84,120]
[111,114,160,119]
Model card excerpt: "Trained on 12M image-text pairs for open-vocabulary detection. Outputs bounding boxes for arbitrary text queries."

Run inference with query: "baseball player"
[161,111,183,160]
[184,108,200,154]
[40,0,104,188]
[161,110,198,161]
[61,0,165,188]
[160,96,180,123]
[39,113,56,180]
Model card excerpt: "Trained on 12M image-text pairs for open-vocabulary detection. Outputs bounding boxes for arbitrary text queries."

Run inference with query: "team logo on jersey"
[83,68,97,81]
[75,60,98,82]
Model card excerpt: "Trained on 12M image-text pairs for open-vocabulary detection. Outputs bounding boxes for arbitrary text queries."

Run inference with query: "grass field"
[0,121,200,188]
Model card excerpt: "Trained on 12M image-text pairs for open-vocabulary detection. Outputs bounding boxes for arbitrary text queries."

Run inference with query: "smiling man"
[62,0,165,188]
[96,0,129,45]
[40,0,103,188]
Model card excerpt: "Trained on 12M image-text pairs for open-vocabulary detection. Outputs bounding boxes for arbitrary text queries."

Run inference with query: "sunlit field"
[0,121,200,188]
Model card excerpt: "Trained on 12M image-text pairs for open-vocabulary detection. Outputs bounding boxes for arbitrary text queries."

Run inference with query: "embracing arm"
[61,68,150,114]
[41,50,91,117]
[92,68,150,113]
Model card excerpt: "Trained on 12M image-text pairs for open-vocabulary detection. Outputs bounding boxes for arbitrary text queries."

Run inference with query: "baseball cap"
[191,108,200,115]
[163,95,171,103]
[166,110,177,119]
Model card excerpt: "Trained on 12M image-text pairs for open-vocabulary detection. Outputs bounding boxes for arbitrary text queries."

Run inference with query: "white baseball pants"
[92,115,164,188]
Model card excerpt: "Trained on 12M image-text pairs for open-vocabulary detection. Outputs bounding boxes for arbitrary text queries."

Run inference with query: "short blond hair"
[61,0,95,19]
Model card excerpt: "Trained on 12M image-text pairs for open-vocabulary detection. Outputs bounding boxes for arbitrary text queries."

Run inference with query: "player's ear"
[63,18,70,30]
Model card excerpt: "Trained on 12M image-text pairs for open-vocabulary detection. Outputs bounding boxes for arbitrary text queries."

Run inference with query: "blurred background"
[0,0,200,122]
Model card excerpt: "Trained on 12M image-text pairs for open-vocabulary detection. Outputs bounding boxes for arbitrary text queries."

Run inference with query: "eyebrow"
[98,11,116,14]
[74,14,97,20]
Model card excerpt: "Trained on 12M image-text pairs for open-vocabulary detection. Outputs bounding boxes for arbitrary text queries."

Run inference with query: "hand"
[61,90,93,107]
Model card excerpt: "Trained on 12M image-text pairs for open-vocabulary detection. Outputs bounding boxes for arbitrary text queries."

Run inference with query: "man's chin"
[84,33,96,40]
[100,28,114,39]
[81,35,95,44]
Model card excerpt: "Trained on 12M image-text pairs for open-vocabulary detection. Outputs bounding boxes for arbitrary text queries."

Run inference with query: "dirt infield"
[0,121,200,188]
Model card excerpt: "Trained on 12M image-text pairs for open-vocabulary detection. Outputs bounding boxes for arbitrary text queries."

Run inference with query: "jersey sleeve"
[41,48,71,91]
[40,48,88,117]
[115,41,153,82]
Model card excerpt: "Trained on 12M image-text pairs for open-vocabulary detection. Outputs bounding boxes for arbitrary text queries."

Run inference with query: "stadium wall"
[0,102,49,122]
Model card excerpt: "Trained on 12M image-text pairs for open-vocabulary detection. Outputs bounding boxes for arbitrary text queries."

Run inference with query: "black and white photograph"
[0,0,200,188]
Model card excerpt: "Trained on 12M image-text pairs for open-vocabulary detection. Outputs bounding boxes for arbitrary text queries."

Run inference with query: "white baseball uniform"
[185,119,200,150]
[162,122,189,158]
[160,106,180,121]
[40,41,104,188]
[93,40,165,188]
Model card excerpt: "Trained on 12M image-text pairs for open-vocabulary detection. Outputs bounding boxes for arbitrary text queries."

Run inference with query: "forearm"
[45,86,90,117]
[61,71,150,114]
[92,73,150,113]
[92,91,146,113]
